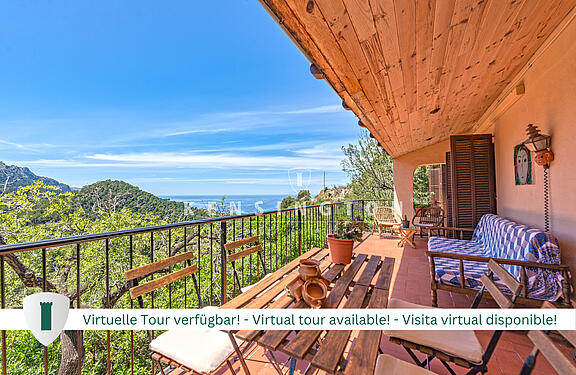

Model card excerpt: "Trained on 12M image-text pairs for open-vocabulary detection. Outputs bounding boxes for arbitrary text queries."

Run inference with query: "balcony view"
[0,1,575,375]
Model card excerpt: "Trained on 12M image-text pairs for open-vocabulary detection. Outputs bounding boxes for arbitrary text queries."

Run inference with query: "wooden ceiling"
[260,0,576,157]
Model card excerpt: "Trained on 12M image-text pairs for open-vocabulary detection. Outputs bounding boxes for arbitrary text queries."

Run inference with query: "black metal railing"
[0,198,391,375]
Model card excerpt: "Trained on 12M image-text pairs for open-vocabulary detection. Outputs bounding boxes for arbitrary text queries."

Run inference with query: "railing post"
[297,209,302,255]
[361,200,365,221]
[220,221,227,304]
[331,204,335,234]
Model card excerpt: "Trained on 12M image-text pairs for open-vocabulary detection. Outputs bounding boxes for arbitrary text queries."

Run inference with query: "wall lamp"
[523,124,554,168]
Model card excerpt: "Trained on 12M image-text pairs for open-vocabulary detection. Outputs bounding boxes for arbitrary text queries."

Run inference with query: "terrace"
[2,0,576,374]
[217,235,571,375]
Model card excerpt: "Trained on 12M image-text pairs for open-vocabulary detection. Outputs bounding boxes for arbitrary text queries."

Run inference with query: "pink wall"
[493,15,576,287]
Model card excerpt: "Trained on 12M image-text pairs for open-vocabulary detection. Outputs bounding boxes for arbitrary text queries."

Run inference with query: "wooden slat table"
[222,248,395,375]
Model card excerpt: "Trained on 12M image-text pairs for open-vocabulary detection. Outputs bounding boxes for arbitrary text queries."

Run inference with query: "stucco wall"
[393,140,449,220]
[492,15,576,287]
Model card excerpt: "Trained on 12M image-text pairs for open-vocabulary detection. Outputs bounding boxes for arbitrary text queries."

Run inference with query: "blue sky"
[0,0,361,196]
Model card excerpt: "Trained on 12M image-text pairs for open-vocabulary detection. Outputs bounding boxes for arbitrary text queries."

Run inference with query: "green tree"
[341,130,393,199]
[296,190,311,201]
[0,181,166,374]
[280,196,296,209]
[413,165,431,207]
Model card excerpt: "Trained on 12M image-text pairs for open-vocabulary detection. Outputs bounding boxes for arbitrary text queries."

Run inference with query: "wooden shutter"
[443,156,453,228]
[449,135,496,233]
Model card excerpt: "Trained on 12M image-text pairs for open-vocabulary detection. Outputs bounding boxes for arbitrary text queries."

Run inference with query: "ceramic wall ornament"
[514,144,533,185]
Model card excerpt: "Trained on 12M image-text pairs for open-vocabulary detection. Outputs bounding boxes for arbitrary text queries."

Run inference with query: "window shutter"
[444,153,453,228]
[449,135,496,233]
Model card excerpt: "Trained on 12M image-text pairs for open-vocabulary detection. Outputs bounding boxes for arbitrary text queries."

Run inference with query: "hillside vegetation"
[0,161,71,193]
[79,180,206,221]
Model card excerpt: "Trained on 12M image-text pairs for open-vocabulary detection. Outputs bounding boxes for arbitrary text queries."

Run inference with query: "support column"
[393,160,416,222]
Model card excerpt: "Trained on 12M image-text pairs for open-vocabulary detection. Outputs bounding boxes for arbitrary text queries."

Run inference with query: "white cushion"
[241,273,272,293]
[374,354,436,375]
[150,329,238,373]
[384,298,484,365]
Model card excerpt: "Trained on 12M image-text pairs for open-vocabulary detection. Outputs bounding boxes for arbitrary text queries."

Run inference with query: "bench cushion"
[429,214,563,301]
[429,237,505,290]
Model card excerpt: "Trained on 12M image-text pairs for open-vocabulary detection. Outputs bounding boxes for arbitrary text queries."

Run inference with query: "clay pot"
[299,259,320,280]
[302,278,327,308]
[327,234,354,265]
[286,276,304,301]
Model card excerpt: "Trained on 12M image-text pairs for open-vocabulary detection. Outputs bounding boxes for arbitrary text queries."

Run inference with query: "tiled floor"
[213,233,572,375]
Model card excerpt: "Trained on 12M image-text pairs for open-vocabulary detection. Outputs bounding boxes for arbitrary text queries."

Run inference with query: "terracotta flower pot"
[327,234,354,265]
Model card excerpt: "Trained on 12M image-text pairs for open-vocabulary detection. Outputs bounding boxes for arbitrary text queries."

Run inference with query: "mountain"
[78,180,207,220]
[0,161,71,193]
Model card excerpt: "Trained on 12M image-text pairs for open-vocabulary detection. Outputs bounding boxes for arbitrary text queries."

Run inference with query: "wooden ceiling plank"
[342,0,404,148]
[369,0,410,129]
[434,0,481,138]
[426,0,456,143]
[312,0,399,153]
[429,0,456,105]
[450,0,528,134]
[456,0,555,130]
[415,0,436,115]
[393,0,418,151]
[464,1,572,134]
[497,0,574,81]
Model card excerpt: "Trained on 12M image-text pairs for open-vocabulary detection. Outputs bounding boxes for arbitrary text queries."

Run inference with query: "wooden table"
[396,227,417,248]
[222,248,395,375]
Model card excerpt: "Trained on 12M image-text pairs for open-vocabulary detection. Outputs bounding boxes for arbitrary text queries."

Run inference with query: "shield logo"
[23,292,70,346]
[288,169,312,193]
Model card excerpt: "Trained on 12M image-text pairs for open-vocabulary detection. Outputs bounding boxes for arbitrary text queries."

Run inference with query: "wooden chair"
[386,259,522,375]
[125,251,251,375]
[412,207,445,237]
[224,235,269,297]
[519,302,576,375]
[372,206,399,236]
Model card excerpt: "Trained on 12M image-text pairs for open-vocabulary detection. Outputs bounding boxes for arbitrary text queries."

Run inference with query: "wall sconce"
[523,124,553,232]
[523,124,554,168]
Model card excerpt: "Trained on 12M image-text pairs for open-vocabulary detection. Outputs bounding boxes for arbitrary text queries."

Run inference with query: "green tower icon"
[40,302,53,331]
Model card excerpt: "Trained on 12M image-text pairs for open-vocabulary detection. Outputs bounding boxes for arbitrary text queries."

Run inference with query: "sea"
[163,195,287,215]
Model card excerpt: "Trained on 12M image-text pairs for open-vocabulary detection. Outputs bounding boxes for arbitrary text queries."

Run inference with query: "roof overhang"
[259,0,576,157]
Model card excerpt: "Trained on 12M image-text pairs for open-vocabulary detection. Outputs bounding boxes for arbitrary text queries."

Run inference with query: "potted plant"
[327,219,364,264]
[401,215,410,228]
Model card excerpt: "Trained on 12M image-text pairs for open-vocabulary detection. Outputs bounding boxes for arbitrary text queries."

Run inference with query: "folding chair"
[224,235,270,296]
[371,206,399,236]
[386,259,522,375]
[519,302,576,375]
[125,251,251,375]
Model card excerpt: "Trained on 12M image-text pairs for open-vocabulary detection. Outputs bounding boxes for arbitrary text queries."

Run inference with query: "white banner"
[0,308,573,331]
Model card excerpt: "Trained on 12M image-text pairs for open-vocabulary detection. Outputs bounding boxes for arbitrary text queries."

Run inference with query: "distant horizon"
[0,1,358,196]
